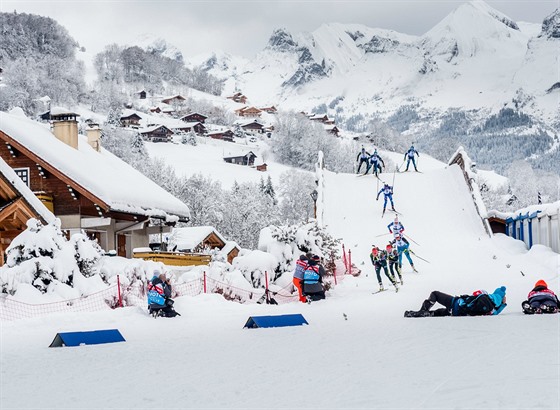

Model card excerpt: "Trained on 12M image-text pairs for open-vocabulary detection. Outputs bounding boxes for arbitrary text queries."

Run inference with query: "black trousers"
[421,291,453,313]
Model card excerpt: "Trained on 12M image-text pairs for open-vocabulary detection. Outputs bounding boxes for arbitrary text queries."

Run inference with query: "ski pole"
[375,232,391,238]
[404,234,420,246]
[409,249,430,263]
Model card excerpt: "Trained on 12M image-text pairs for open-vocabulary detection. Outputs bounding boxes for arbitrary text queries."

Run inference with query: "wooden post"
[342,244,348,273]
[117,274,123,308]
[265,271,270,304]
[203,271,207,294]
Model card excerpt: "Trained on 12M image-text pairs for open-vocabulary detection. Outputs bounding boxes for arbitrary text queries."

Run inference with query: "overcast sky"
[2,1,558,59]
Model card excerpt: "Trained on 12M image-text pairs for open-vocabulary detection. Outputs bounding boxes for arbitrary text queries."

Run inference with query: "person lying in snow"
[404,287,507,317]
[522,279,560,314]
[147,271,180,318]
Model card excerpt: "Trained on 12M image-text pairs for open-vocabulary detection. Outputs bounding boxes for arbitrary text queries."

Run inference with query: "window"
[13,168,30,187]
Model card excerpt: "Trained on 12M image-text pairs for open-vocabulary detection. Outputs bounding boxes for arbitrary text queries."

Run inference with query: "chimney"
[50,108,80,149]
[86,123,102,152]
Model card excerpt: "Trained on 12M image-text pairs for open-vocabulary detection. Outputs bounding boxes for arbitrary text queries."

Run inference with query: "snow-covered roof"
[178,121,203,128]
[169,226,226,251]
[0,156,56,224]
[50,107,79,117]
[488,201,560,221]
[0,111,190,221]
[140,124,173,134]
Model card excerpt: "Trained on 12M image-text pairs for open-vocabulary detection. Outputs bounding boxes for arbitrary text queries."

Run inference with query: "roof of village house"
[169,226,227,251]
[0,156,55,224]
[0,111,190,221]
[180,112,207,119]
[139,124,174,134]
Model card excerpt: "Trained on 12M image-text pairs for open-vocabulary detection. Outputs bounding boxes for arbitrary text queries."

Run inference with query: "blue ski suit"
[356,148,370,173]
[404,146,419,171]
[376,184,394,210]
[393,237,414,268]
[365,152,385,175]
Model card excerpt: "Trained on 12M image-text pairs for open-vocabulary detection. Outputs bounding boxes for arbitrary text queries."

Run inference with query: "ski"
[375,232,391,238]
[372,289,386,295]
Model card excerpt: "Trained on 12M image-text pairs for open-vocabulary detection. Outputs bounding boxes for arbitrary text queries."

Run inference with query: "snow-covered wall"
[448,146,492,237]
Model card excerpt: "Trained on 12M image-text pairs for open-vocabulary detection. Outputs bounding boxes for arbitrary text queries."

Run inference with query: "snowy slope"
[1,151,558,409]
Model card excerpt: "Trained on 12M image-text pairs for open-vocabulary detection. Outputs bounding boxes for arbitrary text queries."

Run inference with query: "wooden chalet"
[259,106,277,114]
[120,112,142,128]
[177,121,206,135]
[227,92,248,104]
[325,125,340,137]
[256,163,267,172]
[207,129,234,142]
[0,157,55,265]
[168,226,240,264]
[223,151,257,166]
[0,111,190,258]
[161,95,186,105]
[309,114,330,123]
[240,120,265,134]
[140,125,174,142]
[235,106,262,118]
[137,90,147,99]
[180,112,207,124]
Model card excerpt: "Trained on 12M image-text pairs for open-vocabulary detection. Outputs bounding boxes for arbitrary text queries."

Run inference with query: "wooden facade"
[241,121,264,133]
[223,151,256,166]
[120,113,142,127]
[161,95,186,105]
[181,113,207,124]
[0,172,50,265]
[138,90,147,99]
[208,130,234,142]
[227,92,248,104]
[140,125,173,142]
[235,106,262,118]
[177,122,206,135]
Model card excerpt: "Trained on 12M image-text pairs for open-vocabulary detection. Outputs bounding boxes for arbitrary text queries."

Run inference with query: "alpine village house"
[0,109,191,260]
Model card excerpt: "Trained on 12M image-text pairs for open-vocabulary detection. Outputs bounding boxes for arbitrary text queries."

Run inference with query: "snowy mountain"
[134,33,184,62]
[194,1,558,126]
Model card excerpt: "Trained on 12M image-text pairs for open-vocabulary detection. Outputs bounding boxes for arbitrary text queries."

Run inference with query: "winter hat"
[534,279,547,289]
[489,286,506,307]
[311,254,321,261]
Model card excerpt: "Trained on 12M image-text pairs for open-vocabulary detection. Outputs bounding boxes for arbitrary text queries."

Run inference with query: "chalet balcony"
[132,249,211,266]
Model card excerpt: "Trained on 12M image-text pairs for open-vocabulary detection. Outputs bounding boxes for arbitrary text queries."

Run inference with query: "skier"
[376,183,395,213]
[404,287,507,317]
[370,246,398,292]
[387,216,404,238]
[392,234,416,272]
[364,150,385,176]
[403,145,419,172]
[386,243,403,285]
[522,279,560,314]
[293,253,311,303]
[356,146,371,173]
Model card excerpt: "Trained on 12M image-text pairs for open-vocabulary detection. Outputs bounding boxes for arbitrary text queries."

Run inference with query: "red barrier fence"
[1,256,353,321]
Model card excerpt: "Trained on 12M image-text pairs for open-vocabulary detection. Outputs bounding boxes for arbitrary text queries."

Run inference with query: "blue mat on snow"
[49,329,125,347]
[243,314,308,329]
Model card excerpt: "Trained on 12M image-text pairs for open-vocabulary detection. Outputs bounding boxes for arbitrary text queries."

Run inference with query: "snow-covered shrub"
[232,250,278,288]
[0,219,103,294]
[258,221,341,282]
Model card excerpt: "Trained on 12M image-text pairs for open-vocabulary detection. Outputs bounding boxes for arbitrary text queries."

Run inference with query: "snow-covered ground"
[2,152,558,409]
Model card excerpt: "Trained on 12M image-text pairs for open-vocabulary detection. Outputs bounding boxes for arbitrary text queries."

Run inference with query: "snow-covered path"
[1,155,559,409]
